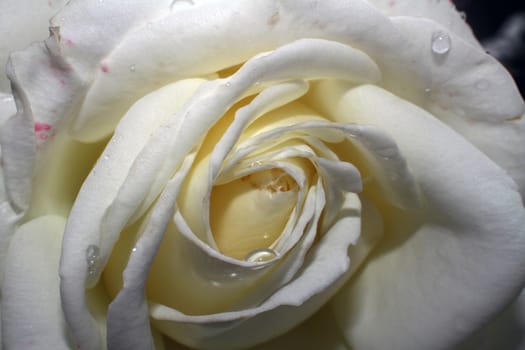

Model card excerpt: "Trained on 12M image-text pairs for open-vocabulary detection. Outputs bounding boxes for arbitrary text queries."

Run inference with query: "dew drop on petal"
[431,31,451,55]
[85,245,101,287]
[245,248,278,263]
[129,64,136,72]
[86,244,100,266]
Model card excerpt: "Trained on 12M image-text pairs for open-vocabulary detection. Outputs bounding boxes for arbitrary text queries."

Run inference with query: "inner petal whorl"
[210,168,299,260]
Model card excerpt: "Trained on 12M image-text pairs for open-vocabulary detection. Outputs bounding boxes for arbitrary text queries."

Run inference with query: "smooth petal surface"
[366,0,480,47]
[312,83,525,349]
[1,215,71,349]
[249,304,350,350]
[0,94,15,126]
[461,289,525,349]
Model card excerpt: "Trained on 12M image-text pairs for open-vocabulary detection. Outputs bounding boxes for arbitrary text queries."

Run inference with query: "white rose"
[1,1,525,350]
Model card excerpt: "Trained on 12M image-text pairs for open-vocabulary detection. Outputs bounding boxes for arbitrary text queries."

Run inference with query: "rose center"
[210,168,299,260]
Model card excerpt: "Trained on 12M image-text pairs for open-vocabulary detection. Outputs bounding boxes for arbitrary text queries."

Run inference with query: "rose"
[1,1,525,350]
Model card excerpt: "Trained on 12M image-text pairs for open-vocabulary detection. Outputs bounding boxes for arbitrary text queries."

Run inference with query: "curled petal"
[145,193,383,349]
[59,79,205,350]
[107,154,195,350]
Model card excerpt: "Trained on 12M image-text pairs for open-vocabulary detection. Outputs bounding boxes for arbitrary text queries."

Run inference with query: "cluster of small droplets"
[85,244,100,276]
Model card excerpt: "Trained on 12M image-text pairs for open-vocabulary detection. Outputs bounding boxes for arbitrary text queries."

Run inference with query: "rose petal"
[387,16,525,196]
[0,0,66,92]
[142,177,319,317]
[0,92,21,349]
[316,84,525,349]
[1,216,72,349]
[107,155,194,350]
[0,112,34,213]
[366,0,480,47]
[3,41,83,213]
[0,93,15,126]
[229,118,421,210]
[59,79,204,350]
[461,288,525,349]
[249,304,349,350]
[179,80,309,246]
[146,194,382,349]
[67,0,388,142]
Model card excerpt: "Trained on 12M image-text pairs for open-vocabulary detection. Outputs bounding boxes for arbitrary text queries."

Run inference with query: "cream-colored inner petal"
[210,168,299,260]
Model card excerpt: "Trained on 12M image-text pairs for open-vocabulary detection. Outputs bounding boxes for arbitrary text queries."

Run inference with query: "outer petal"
[249,305,350,350]
[312,83,525,349]
[1,215,71,349]
[387,16,525,197]
[366,0,480,47]
[0,0,66,92]
[461,289,525,349]
[0,92,17,350]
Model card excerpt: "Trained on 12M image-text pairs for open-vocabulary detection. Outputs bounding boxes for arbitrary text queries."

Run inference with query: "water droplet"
[424,88,432,94]
[132,247,137,253]
[85,245,101,287]
[459,11,467,21]
[129,64,136,72]
[86,244,100,267]
[475,80,489,91]
[225,82,231,87]
[102,154,110,161]
[245,248,278,263]
[431,31,451,55]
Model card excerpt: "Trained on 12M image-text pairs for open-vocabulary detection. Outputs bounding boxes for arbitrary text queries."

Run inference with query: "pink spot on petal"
[38,133,49,140]
[101,63,109,73]
[65,39,74,46]
[34,122,52,132]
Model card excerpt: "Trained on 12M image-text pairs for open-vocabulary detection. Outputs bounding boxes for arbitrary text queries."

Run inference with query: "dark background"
[454,0,525,96]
